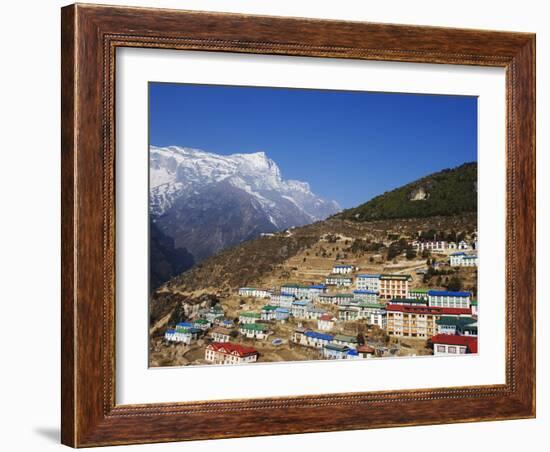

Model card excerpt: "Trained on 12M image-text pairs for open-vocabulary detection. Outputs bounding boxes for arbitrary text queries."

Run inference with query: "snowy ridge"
[149,145,341,225]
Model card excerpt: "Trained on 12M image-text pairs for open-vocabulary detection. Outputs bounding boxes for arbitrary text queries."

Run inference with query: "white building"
[317,294,335,304]
[193,319,211,331]
[436,316,477,335]
[165,327,202,344]
[239,323,269,340]
[203,305,224,322]
[291,327,308,345]
[238,287,272,298]
[352,290,378,303]
[325,274,353,287]
[333,334,358,350]
[332,264,355,274]
[332,293,355,305]
[409,289,429,300]
[164,329,176,341]
[450,252,478,267]
[317,313,335,331]
[412,241,448,252]
[323,344,351,359]
[239,312,261,324]
[269,292,295,308]
[205,342,259,364]
[357,302,387,329]
[356,274,380,292]
[281,284,326,299]
[275,308,290,321]
[305,306,327,320]
[291,300,312,318]
[428,290,471,309]
[304,331,334,348]
[209,327,232,343]
[260,305,278,321]
[338,306,360,322]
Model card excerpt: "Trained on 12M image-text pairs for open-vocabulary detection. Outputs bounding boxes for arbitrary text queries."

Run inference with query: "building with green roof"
[333,334,358,349]
[436,316,477,335]
[239,322,269,339]
[239,311,261,324]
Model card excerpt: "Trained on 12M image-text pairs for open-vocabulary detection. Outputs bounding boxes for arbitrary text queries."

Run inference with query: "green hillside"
[335,162,477,221]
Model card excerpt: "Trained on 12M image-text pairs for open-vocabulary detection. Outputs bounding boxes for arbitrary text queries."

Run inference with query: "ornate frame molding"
[62,4,535,447]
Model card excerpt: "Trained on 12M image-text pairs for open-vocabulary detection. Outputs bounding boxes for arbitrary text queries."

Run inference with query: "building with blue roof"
[450,252,478,267]
[274,307,290,321]
[281,283,327,299]
[166,326,203,344]
[292,300,310,306]
[304,330,334,348]
[428,290,471,297]
[310,284,327,290]
[322,343,350,359]
[164,329,176,341]
[428,290,472,309]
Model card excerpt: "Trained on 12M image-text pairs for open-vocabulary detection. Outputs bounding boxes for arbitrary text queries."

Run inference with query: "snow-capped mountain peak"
[149,145,341,221]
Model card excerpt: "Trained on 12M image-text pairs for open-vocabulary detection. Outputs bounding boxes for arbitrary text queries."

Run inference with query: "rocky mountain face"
[149,146,341,289]
[149,222,195,291]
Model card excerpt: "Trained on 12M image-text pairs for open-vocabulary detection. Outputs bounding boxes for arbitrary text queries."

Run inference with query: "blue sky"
[149,83,477,208]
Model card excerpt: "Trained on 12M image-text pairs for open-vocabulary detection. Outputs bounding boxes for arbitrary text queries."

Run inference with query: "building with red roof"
[317,313,335,331]
[431,334,478,355]
[357,345,376,358]
[205,342,259,365]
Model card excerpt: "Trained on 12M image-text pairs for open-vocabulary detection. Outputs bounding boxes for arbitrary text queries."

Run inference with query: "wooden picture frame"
[61,3,536,447]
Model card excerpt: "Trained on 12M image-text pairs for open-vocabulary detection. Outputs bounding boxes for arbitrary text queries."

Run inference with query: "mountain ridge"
[150,145,341,220]
[334,162,477,221]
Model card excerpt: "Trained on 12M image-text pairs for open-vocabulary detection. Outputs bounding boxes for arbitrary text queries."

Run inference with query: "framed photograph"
[61,3,535,447]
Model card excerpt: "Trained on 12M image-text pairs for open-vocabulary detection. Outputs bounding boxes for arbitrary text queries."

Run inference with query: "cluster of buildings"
[163,261,478,364]
[411,239,476,252]
[291,327,377,359]
[410,239,478,268]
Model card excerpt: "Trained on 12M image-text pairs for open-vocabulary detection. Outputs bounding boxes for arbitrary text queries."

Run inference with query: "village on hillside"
[152,231,478,367]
